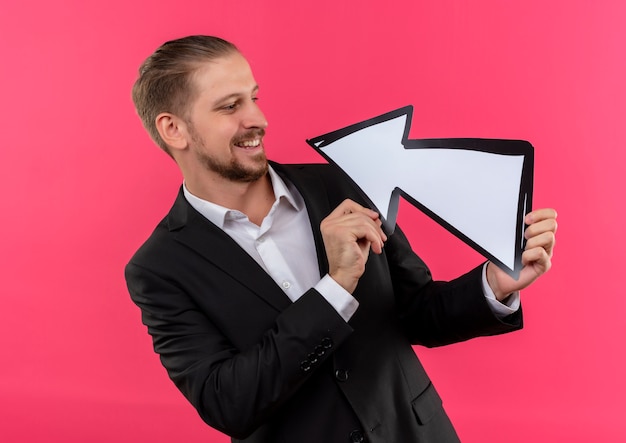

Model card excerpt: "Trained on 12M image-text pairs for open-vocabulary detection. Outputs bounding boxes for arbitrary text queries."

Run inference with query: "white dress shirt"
[183,166,519,323]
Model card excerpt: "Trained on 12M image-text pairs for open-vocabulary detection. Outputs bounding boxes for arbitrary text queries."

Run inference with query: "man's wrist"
[315,275,359,322]
[485,262,510,301]
[481,263,521,316]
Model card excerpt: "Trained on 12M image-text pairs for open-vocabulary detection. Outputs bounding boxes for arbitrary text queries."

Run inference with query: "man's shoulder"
[270,161,352,188]
[271,161,334,174]
[125,188,193,268]
[126,214,174,270]
[271,161,368,210]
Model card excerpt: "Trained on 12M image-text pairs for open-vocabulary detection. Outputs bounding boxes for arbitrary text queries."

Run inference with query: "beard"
[190,127,269,183]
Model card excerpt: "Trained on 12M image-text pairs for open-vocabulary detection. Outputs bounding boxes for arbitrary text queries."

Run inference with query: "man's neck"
[185,172,275,226]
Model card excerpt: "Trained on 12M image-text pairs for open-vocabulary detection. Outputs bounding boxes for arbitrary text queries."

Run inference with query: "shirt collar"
[183,165,301,229]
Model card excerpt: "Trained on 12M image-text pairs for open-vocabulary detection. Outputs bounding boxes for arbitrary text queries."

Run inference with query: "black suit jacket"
[125,162,522,443]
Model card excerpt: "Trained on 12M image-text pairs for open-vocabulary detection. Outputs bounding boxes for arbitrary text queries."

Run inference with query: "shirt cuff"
[481,263,520,318]
[314,275,360,322]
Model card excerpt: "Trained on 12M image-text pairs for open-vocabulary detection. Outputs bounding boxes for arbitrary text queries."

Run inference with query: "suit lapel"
[166,163,335,312]
[271,162,332,278]
[167,188,293,312]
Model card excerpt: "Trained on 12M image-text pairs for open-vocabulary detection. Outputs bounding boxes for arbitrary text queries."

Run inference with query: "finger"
[330,199,380,221]
[345,213,387,244]
[347,219,386,254]
[524,231,556,257]
[525,208,558,225]
[321,212,386,254]
[330,202,387,245]
[525,218,558,240]
[521,246,552,273]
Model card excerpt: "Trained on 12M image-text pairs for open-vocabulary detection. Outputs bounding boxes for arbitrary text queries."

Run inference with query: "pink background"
[2,1,625,441]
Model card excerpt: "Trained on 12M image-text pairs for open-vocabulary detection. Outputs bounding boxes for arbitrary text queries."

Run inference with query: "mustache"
[232,128,266,145]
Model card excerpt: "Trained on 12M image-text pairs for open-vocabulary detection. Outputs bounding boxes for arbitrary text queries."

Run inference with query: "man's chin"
[227,158,268,183]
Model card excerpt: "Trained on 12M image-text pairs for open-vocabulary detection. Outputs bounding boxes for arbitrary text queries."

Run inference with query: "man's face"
[184,52,269,182]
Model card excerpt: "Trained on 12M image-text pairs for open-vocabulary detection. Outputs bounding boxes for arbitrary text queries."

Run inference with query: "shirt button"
[257,237,265,243]
[282,281,291,289]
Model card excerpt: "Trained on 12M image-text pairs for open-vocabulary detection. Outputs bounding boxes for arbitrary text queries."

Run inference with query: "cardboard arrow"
[306,105,534,279]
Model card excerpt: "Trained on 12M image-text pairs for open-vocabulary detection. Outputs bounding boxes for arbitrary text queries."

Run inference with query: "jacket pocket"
[411,382,443,425]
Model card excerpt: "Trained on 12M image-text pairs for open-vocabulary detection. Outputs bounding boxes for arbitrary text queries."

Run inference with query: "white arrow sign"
[306,106,534,279]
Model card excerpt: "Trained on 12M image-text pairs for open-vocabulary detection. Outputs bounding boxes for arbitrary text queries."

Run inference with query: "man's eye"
[252,97,259,103]
[224,103,238,110]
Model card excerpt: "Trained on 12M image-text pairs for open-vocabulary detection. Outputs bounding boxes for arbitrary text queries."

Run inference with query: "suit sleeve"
[299,163,522,348]
[125,261,353,439]
[382,226,523,347]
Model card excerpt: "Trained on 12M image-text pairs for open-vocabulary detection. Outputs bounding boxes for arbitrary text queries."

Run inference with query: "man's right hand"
[320,199,387,293]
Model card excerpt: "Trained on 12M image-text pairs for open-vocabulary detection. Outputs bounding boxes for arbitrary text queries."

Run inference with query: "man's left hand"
[486,208,558,301]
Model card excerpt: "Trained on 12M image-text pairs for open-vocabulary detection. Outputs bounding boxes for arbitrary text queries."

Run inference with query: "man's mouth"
[234,138,262,148]
[233,129,265,149]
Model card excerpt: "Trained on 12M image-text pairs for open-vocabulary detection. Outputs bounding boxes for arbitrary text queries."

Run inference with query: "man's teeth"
[237,139,261,147]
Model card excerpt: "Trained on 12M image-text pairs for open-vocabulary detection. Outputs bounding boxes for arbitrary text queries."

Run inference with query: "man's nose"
[242,101,268,129]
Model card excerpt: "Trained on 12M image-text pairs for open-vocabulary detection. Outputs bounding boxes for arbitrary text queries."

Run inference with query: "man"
[126,35,557,443]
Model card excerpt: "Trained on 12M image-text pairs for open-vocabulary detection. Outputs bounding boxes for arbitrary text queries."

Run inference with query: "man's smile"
[234,138,262,148]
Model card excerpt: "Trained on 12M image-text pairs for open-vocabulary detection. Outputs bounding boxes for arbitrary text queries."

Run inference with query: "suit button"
[335,369,349,382]
[349,429,365,442]
[300,360,311,372]
[314,345,325,357]
[307,352,318,364]
[321,337,333,349]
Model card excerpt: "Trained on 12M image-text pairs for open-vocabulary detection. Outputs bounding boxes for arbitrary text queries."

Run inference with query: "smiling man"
[126,35,557,443]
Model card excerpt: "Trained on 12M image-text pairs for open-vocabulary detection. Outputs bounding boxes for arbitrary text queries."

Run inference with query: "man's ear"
[155,113,189,152]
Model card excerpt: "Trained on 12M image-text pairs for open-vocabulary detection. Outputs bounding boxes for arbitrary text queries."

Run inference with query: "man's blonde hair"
[132,35,238,155]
